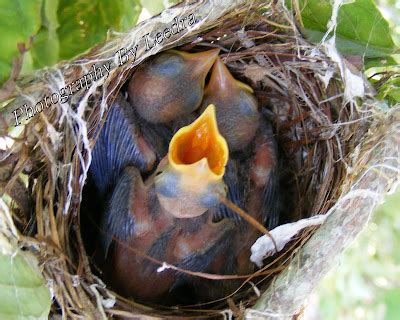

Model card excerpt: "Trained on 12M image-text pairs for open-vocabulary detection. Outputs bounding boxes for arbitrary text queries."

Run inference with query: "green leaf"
[43,0,59,31]
[20,52,35,78]
[31,27,59,69]
[121,0,143,31]
[0,250,51,319]
[31,0,60,68]
[365,56,398,69]
[140,0,180,16]
[57,0,141,60]
[377,75,400,105]
[296,0,396,58]
[0,0,43,84]
[383,288,400,319]
[140,0,165,16]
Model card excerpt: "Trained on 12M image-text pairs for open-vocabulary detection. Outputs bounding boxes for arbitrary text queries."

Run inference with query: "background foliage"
[0,0,398,104]
[304,190,400,320]
[0,0,398,319]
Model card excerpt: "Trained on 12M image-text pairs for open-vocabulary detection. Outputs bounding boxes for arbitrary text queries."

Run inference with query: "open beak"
[171,49,220,82]
[205,57,254,95]
[155,104,229,218]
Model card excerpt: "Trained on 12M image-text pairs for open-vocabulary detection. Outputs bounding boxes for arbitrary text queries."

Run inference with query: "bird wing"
[138,120,172,161]
[256,121,280,230]
[212,119,280,230]
[99,167,138,258]
[213,159,248,223]
[90,94,156,195]
[260,166,280,230]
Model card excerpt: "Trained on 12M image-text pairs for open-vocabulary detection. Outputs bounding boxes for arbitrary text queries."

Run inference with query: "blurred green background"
[0,0,399,319]
[306,189,400,320]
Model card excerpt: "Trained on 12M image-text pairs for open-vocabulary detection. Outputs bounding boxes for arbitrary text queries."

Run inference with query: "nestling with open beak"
[155,105,229,218]
[97,104,234,303]
[89,49,280,305]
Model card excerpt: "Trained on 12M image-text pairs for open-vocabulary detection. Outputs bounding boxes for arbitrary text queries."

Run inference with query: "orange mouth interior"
[169,105,228,176]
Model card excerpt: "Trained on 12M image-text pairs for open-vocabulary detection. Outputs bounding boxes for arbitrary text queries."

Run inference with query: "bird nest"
[1,0,399,319]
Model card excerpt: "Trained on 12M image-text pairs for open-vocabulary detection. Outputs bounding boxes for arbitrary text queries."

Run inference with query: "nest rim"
[0,1,382,319]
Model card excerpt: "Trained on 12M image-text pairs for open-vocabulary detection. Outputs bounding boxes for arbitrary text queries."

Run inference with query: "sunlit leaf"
[140,0,179,16]
[121,0,143,31]
[0,250,51,319]
[0,0,42,83]
[43,0,59,30]
[377,76,400,104]
[140,0,165,15]
[31,0,60,69]
[57,0,142,60]
[383,288,400,319]
[31,29,59,69]
[295,0,396,57]
[365,55,398,69]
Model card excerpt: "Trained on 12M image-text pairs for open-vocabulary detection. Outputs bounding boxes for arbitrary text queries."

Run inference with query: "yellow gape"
[155,104,229,218]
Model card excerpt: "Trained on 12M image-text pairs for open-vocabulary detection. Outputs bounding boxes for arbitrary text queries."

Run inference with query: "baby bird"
[128,49,219,123]
[201,57,260,152]
[98,105,234,304]
[89,49,279,305]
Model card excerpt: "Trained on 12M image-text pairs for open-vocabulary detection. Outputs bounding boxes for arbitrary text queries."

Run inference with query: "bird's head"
[201,57,259,151]
[170,48,220,82]
[155,104,229,218]
[204,57,254,97]
[129,49,220,123]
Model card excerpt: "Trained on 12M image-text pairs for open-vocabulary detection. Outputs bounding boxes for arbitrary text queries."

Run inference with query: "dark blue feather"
[90,95,155,194]
[258,121,280,230]
[100,167,138,257]
[213,159,248,223]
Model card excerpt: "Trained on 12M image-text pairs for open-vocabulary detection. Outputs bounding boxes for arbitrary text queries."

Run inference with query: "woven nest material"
[0,0,399,319]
